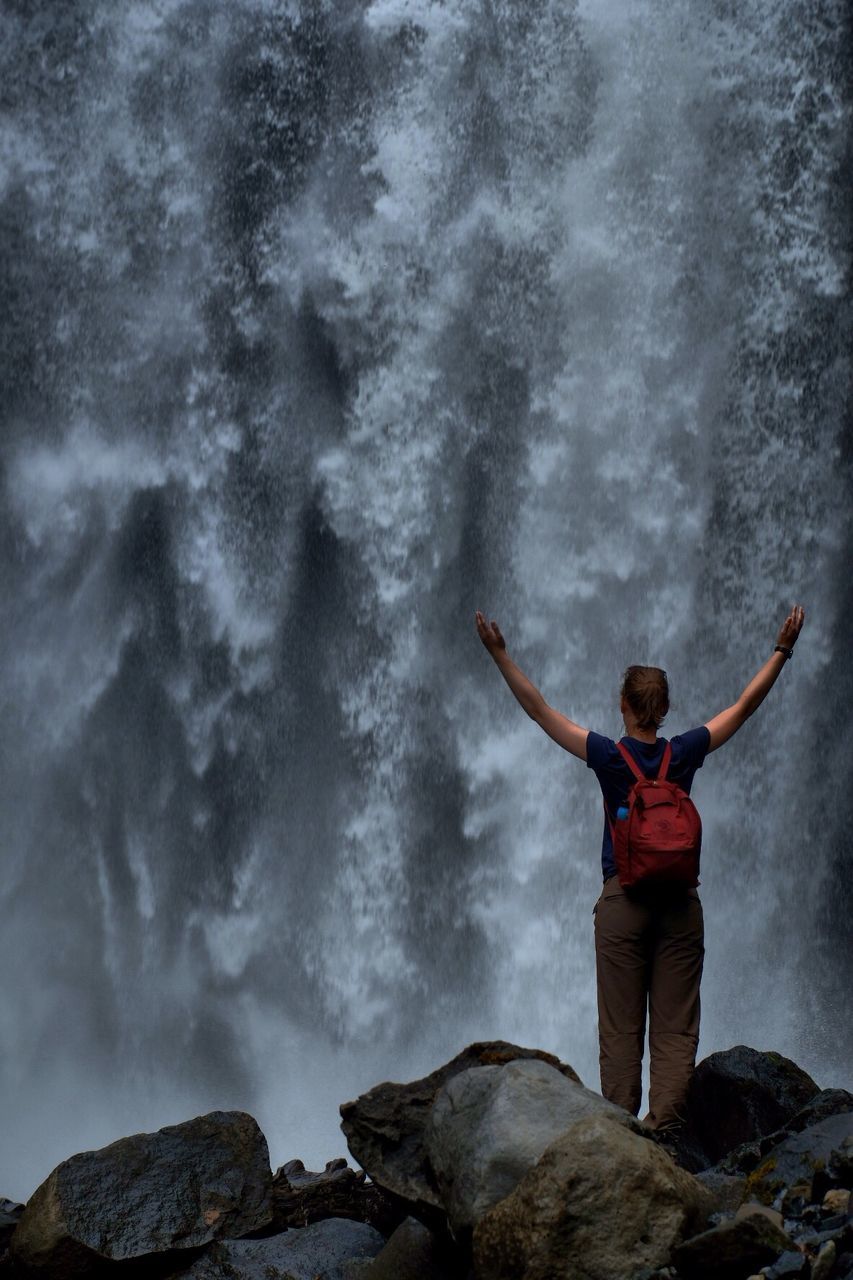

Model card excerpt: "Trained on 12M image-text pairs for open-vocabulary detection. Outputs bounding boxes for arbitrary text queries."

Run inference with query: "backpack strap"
[615,740,672,781]
[614,741,645,780]
[657,742,673,781]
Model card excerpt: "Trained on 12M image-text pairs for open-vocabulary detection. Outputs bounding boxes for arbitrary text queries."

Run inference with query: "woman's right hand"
[475,610,507,659]
[776,604,805,650]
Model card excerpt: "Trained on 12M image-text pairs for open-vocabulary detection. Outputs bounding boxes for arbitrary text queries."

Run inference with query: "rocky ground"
[1,1041,850,1279]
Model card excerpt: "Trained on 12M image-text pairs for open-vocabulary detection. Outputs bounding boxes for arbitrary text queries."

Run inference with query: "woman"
[474,604,805,1131]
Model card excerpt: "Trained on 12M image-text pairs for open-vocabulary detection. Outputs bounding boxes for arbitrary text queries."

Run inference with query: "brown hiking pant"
[593,875,704,1129]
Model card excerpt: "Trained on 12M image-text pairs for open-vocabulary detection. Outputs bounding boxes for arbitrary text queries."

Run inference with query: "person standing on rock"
[474,604,806,1132]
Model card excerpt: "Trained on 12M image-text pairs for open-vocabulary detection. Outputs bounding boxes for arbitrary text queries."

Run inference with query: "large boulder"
[472,1112,712,1280]
[425,1056,638,1242]
[168,1218,386,1280]
[678,1046,819,1169]
[11,1111,273,1277]
[339,1041,580,1226]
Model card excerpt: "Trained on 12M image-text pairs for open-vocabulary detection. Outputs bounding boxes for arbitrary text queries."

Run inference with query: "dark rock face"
[339,1041,581,1225]
[679,1046,820,1169]
[167,1217,386,1280]
[11,1111,273,1276]
[269,1159,405,1238]
[715,1088,853,1178]
[672,1211,796,1280]
[743,1112,853,1205]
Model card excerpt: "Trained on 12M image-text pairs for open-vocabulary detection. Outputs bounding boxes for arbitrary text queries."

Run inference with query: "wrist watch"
[774,645,793,659]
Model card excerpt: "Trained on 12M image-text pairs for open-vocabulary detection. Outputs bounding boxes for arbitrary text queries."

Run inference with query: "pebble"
[811,1239,837,1280]
[823,1188,850,1215]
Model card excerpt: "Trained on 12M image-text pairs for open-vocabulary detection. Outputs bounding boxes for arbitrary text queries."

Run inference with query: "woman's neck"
[623,721,658,744]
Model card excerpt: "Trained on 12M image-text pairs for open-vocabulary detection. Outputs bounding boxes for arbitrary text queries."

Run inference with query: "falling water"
[1,0,850,1200]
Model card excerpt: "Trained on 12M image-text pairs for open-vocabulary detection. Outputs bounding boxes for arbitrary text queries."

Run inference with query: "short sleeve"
[585,730,616,770]
[671,726,711,770]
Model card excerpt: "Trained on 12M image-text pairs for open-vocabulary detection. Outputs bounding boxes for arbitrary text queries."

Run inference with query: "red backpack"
[607,741,702,889]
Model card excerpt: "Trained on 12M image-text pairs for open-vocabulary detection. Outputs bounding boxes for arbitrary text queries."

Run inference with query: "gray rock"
[672,1211,795,1280]
[680,1046,819,1170]
[472,1112,712,1280]
[339,1041,580,1226]
[426,1056,638,1241]
[11,1110,273,1276]
[173,1218,386,1280]
[764,1250,808,1278]
[693,1168,748,1215]
[744,1112,853,1205]
[356,1216,457,1280]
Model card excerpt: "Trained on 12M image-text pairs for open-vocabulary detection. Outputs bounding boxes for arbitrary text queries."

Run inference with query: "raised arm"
[704,605,805,752]
[475,611,588,760]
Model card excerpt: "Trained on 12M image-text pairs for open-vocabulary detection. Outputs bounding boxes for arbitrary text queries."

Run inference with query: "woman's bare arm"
[704,605,805,752]
[475,611,589,760]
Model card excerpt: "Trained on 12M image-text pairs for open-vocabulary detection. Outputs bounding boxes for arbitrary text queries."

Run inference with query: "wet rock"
[716,1088,853,1178]
[269,1159,404,1238]
[679,1046,819,1170]
[814,1127,853,1201]
[0,1200,25,1275]
[426,1056,638,1242]
[356,1216,461,1280]
[0,1200,24,1253]
[745,1112,853,1205]
[790,1090,853,1130]
[781,1180,814,1219]
[811,1239,838,1280]
[794,1220,853,1255]
[764,1250,808,1278]
[11,1111,273,1277]
[339,1041,580,1226]
[472,1112,712,1280]
[672,1210,795,1280]
[693,1168,748,1215]
[169,1218,386,1280]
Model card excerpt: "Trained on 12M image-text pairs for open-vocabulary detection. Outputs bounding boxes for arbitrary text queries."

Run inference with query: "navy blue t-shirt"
[586,728,711,881]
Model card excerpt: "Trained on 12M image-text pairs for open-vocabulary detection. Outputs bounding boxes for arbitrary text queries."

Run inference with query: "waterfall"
[1,0,849,1200]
